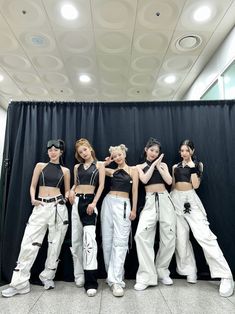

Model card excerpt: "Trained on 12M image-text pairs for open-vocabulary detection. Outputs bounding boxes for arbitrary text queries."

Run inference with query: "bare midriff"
[109,191,129,198]
[39,186,62,197]
[145,183,166,193]
[75,184,96,194]
[175,182,193,191]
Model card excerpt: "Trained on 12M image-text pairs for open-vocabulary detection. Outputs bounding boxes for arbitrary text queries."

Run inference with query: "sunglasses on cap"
[47,140,62,149]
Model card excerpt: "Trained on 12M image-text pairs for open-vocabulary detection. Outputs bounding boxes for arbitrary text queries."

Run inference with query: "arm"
[137,154,164,184]
[171,165,177,190]
[137,163,154,184]
[69,165,78,204]
[30,163,44,206]
[87,162,105,215]
[129,167,139,221]
[190,162,203,190]
[63,167,71,199]
[103,156,114,177]
[157,162,172,185]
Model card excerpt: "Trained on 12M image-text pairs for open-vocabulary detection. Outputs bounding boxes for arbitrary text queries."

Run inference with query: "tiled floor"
[1,279,235,314]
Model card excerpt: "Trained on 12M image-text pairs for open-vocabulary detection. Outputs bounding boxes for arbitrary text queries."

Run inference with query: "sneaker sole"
[161,281,173,286]
[113,292,124,297]
[2,287,30,298]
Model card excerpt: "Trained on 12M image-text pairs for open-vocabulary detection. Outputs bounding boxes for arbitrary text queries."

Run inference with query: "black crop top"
[76,162,99,186]
[39,162,64,188]
[143,160,165,186]
[174,162,203,183]
[110,169,132,193]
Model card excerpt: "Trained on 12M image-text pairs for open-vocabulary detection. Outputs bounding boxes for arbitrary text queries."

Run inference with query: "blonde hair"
[75,138,97,162]
[109,144,128,155]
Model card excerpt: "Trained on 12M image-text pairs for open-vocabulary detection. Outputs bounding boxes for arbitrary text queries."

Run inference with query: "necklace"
[84,162,92,170]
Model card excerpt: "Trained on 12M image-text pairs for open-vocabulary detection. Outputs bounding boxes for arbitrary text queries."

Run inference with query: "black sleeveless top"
[143,160,165,186]
[174,163,191,183]
[76,162,99,186]
[174,162,203,183]
[110,169,132,193]
[39,162,64,188]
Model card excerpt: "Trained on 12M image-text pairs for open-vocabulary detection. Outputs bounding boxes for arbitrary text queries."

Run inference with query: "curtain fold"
[0,100,235,283]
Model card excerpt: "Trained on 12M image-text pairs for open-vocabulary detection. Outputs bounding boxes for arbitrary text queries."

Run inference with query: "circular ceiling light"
[176,34,202,51]
[61,4,79,20]
[193,6,211,22]
[0,74,4,81]
[79,74,91,83]
[164,75,176,84]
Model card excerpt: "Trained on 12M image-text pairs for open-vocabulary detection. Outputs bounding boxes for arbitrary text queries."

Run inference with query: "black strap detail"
[32,242,42,247]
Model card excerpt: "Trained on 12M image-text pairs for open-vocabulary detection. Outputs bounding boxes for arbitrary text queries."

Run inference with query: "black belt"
[38,195,64,203]
[75,193,94,198]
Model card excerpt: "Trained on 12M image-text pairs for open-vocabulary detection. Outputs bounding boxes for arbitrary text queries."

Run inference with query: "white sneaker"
[187,274,197,284]
[106,278,125,288]
[219,278,234,297]
[160,277,173,285]
[120,281,126,288]
[87,289,97,297]
[40,278,55,290]
[75,277,85,288]
[1,285,30,298]
[134,283,148,291]
[112,284,124,297]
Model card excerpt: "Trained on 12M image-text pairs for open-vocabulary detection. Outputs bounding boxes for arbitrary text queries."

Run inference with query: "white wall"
[0,106,7,175]
[184,27,235,100]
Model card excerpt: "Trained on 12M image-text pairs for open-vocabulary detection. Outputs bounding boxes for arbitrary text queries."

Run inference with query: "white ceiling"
[0,0,234,109]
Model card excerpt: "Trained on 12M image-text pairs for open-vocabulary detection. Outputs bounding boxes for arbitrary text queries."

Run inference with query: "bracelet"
[190,167,197,174]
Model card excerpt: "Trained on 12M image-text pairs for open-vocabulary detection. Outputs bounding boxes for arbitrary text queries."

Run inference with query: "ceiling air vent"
[175,35,202,51]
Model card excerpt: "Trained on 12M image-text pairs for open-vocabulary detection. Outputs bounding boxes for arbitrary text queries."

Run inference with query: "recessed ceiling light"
[164,75,176,84]
[193,6,211,22]
[79,74,91,83]
[61,4,79,20]
[0,74,4,81]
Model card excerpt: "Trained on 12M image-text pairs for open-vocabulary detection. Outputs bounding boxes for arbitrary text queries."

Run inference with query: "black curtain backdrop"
[1,100,235,284]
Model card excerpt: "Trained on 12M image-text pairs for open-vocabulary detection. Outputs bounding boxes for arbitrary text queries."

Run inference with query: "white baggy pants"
[10,200,68,290]
[135,191,176,285]
[171,189,233,279]
[101,194,131,286]
[70,194,98,290]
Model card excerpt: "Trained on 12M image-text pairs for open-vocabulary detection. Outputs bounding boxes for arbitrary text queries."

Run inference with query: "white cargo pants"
[135,191,176,285]
[10,200,68,290]
[101,194,131,286]
[171,189,233,279]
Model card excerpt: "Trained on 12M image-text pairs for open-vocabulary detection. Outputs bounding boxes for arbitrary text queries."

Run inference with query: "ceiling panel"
[0,0,234,108]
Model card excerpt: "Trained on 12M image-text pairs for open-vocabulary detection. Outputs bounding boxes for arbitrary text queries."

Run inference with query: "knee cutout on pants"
[32,242,42,247]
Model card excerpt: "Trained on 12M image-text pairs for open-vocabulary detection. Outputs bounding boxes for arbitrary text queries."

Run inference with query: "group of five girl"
[2,137,234,299]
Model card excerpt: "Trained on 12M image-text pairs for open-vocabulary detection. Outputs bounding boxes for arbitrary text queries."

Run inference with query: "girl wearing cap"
[101,144,138,297]
[134,138,176,291]
[2,139,70,298]
[171,139,234,297]
[69,138,105,297]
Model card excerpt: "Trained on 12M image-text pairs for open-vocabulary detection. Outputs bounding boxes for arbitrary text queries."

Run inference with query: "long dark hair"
[179,139,196,162]
[144,137,161,158]
[47,139,65,165]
